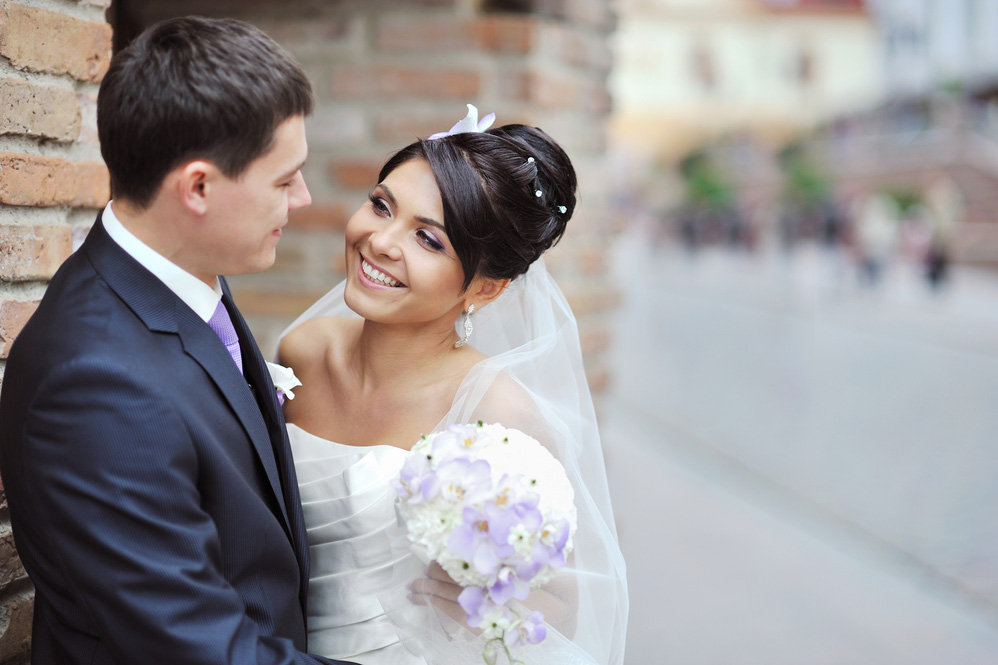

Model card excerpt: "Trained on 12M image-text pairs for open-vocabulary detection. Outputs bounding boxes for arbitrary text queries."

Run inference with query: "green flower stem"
[482,635,525,665]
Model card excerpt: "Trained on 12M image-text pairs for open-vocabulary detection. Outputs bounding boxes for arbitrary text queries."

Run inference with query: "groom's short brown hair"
[97,16,313,208]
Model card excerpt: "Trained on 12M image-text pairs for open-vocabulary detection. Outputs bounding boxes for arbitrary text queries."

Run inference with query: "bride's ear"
[466,277,509,311]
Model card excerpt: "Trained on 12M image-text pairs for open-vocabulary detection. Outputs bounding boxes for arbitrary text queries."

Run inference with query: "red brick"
[0,78,81,142]
[0,153,109,208]
[374,110,462,144]
[254,17,354,51]
[331,65,481,100]
[287,203,350,232]
[474,15,537,54]
[529,70,585,109]
[375,15,535,54]
[0,224,72,281]
[328,159,383,190]
[0,300,39,359]
[497,71,531,102]
[562,282,619,316]
[0,3,112,82]
[0,587,33,662]
[228,288,329,319]
[541,24,613,72]
[375,16,475,53]
[0,524,27,589]
[76,92,99,147]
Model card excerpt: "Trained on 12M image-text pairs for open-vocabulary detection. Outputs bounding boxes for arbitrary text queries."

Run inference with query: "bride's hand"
[408,562,469,626]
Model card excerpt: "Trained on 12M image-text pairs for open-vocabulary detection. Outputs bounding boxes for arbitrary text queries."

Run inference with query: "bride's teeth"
[362,259,401,287]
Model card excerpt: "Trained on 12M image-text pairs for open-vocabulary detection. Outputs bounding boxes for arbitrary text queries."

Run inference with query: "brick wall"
[0,1,111,662]
[126,0,618,390]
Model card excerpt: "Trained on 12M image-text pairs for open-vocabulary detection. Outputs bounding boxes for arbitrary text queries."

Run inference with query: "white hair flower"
[428,103,496,140]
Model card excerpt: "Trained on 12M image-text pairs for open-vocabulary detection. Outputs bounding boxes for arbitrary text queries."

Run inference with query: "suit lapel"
[223,279,311,610]
[174,302,290,528]
[84,216,293,543]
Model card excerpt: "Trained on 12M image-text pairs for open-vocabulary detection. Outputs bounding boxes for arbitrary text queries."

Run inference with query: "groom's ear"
[467,277,509,310]
[175,160,215,215]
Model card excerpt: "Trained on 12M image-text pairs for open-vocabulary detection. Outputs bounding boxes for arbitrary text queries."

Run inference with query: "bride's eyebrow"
[374,183,396,207]
[378,184,445,232]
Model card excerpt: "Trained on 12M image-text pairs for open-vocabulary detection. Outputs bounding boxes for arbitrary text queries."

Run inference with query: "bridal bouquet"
[395,422,577,664]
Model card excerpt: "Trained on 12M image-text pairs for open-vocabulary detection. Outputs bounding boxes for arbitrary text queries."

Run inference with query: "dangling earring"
[454,304,475,348]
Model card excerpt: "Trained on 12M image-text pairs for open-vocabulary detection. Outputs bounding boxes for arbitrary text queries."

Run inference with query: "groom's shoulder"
[8,250,153,378]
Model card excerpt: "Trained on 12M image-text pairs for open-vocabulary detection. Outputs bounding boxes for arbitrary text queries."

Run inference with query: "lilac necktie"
[207,300,243,374]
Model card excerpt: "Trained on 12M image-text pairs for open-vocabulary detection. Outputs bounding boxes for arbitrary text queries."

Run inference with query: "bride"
[278,106,628,664]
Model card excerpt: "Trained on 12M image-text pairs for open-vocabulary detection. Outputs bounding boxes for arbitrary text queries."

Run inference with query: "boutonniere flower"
[266,361,302,403]
[428,103,495,140]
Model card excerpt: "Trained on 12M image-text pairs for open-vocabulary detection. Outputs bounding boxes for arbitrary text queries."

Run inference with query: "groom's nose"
[288,172,311,210]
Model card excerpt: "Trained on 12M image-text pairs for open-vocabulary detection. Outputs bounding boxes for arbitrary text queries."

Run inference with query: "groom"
[0,17,354,665]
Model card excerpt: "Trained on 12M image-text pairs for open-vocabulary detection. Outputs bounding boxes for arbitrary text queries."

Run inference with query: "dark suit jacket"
[0,216,351,664]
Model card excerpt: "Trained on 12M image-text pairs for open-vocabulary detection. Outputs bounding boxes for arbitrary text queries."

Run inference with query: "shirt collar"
[101,201,222,323]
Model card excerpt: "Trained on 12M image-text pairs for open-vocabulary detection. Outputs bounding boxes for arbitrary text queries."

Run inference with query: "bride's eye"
[416,229,445,252]
[368,194,391,217]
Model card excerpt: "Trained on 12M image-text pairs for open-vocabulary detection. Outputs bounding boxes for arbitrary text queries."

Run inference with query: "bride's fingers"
[424,561,455,582]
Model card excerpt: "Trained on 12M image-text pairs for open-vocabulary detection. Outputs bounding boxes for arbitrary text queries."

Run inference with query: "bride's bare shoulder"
[278,317,361,368]
[475,371,544,429]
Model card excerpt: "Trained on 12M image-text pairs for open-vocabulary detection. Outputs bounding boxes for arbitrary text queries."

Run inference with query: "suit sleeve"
[18,358,353,665]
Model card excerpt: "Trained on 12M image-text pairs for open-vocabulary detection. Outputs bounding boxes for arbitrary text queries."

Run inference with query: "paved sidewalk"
[599,231,998,664]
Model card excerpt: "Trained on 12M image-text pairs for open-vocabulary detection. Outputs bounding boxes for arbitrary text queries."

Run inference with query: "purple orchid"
[449,505,514,578]
[508,611,547,647]
[488,564,531,605]
[436,457,493,504]
[395,450,439,504]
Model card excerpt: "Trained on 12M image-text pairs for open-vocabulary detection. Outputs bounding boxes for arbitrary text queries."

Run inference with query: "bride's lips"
[358,254,406,288]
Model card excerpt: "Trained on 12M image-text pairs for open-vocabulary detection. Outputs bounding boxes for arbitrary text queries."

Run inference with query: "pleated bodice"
[288,423,425,665]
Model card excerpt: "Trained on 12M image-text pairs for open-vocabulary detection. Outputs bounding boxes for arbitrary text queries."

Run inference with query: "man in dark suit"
[0,17,354,664]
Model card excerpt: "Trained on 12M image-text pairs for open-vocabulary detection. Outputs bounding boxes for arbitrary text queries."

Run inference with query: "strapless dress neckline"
[287,423,425,665]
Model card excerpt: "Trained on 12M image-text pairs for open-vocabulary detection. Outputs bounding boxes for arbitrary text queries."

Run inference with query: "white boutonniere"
[266,361,302,401]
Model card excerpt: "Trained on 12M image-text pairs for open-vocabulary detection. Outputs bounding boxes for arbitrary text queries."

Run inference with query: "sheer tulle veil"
[279,259,628,664]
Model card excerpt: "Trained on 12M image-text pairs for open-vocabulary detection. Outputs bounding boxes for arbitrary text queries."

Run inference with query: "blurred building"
[611,0,998,267]
[806,0,998,267]
[610,0,881,161]
[872,0,998,99]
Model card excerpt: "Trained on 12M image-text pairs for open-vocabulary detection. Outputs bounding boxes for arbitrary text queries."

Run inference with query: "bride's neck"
[353,319,460,388]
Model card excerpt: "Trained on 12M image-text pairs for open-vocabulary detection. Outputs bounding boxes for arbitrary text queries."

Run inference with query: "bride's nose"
[368,222,403,261]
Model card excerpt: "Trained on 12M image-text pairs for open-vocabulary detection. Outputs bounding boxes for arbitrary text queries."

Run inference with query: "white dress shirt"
[101,201,222,323]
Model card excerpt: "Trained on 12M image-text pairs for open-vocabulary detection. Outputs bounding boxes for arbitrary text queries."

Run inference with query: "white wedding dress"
[289,424,426,664]
[282,261,628,665]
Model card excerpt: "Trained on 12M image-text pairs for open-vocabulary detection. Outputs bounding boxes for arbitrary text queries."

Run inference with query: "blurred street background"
[603,0,998,662]
[602,233,998,664]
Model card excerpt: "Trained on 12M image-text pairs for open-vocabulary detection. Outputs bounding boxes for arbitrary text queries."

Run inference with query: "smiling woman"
[276,109,627,665]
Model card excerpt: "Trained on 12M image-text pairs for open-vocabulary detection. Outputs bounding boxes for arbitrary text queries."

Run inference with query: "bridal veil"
[280,259,628,664]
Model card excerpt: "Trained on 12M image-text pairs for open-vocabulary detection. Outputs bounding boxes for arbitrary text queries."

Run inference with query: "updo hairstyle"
[377,124,577,289]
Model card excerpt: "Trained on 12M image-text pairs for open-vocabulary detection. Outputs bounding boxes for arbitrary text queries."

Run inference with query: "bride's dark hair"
[377,124,577,289]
